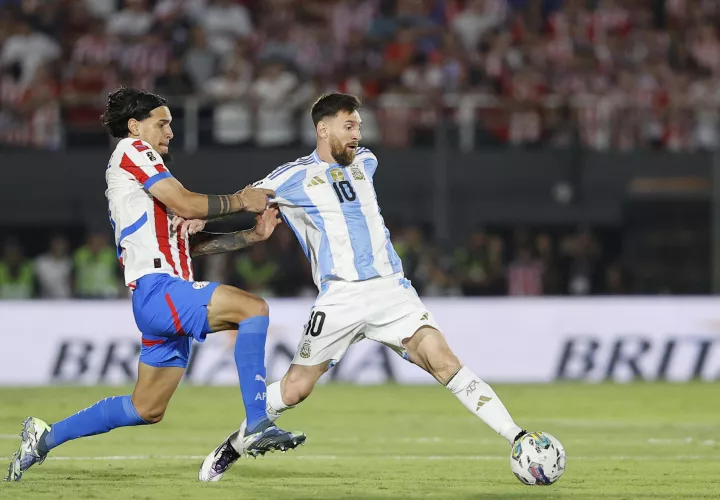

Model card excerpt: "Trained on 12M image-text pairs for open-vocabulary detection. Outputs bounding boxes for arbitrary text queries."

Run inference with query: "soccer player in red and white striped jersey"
[5,88,305,483]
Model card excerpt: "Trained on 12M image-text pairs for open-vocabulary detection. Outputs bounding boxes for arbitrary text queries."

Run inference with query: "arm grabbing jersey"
[253,147,402,290]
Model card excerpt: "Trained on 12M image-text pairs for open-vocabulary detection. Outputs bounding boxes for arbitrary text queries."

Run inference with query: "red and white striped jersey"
[106,138,194,286]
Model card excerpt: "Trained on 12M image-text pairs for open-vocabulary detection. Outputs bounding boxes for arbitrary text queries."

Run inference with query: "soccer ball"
[510,431,566,486]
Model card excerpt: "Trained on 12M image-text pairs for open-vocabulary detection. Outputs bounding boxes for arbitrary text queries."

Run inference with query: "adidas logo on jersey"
[306,176,326,188]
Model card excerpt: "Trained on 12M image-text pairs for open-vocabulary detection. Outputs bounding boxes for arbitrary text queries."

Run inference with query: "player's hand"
[171,216,206,238]
[236,185,276,213]
[252,205,282,241]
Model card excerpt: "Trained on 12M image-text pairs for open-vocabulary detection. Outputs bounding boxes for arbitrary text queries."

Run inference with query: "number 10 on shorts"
[303,311,326,337]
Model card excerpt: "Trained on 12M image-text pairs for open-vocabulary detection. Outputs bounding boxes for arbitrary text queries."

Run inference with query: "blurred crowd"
[0,222,628,299]
[4,0,720,150]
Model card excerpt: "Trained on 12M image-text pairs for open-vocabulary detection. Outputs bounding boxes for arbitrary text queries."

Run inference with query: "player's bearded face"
[329,132,356,166]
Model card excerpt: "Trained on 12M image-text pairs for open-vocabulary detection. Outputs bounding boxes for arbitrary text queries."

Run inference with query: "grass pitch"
[0,383,718,499]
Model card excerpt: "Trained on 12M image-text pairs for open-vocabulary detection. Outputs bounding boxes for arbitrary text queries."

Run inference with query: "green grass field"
[0,383,718,499]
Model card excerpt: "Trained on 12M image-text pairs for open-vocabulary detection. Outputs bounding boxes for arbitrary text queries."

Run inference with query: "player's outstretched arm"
[148,177,275,220]
[189,206,283,257]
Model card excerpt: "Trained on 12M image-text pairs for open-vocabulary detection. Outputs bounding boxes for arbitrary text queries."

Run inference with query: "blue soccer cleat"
[198,420,306,482]
[241,421,306,458]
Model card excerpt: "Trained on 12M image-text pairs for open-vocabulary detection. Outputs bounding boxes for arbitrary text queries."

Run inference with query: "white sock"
[446,366,522,444]
[265,381,293,422]
[229,381,295,451]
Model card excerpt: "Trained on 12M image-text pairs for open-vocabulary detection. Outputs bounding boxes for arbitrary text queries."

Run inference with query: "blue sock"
[41,395,148,453]
[235,315,269,433]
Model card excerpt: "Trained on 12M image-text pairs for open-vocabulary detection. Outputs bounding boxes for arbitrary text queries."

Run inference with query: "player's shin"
[234,316,270,434]
[40,395,148,453]
[446,366,522,444]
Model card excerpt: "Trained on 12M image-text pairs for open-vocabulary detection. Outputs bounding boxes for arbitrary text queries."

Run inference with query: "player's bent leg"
[206,284,274,434]
[403,327,525,445]
[207,285,269,432]
[4,363,179,482]
[205,285,305,459]
[200,288,360,482]
[199,362,327,482]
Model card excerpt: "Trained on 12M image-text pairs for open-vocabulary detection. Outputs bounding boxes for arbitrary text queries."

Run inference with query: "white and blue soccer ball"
[510,431,566,486]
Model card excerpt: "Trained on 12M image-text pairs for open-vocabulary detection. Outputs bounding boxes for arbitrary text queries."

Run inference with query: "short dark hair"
[100,87,168,138]
[311,93,361,127]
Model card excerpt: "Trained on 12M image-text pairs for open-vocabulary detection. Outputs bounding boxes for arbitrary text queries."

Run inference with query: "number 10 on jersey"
[332,181,356,203]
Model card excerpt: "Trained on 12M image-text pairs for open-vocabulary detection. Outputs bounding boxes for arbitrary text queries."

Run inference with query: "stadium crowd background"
[0,0,714,299]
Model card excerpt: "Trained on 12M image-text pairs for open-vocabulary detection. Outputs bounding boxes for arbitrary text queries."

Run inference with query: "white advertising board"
[1,298,719,385]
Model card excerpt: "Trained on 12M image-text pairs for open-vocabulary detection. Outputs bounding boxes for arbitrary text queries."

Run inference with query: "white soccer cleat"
[198,434,243,482]
[4,417,50,482]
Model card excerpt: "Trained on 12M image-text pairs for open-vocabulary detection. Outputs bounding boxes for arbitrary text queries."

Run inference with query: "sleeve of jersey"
[358,147,378,178]
[119,140,173,190]
[253,167,305,205]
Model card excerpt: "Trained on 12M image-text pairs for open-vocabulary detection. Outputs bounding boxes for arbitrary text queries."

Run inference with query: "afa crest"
[350,166,365,180]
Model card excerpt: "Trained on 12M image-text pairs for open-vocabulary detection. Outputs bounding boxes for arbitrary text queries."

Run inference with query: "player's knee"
[428,354,462,385]
[409,330,461,384]
[253,297,270,317]
[134,404,166,424]
[231,294,269,324]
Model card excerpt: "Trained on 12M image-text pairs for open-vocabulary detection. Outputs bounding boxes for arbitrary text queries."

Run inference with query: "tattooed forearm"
[206,194,236,218]
[190,230,257,257]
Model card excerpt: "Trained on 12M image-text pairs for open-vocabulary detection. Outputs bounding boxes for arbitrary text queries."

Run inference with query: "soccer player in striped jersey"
[199,93,534,481]
[5,88,305,482]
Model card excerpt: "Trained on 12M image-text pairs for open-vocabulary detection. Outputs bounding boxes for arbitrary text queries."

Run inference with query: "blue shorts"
[132,273,220,369]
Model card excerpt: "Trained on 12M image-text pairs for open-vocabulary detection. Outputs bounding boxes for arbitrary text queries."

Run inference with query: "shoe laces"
[213,442,239,472]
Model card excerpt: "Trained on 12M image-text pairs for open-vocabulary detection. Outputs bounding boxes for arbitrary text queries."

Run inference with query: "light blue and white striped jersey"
[254,147,403,290]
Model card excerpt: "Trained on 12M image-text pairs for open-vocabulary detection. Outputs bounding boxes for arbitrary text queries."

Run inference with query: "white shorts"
[291,274,440,366]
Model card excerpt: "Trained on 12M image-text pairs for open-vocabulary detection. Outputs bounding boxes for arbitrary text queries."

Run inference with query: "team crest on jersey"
[146,151,156,162]
[329,168,345,182]
[299,340,312,359]
[192,281,210,289]
[350,166,365,181]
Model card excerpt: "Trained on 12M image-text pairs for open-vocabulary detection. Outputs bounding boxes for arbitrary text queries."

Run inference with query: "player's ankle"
[245,418,272,436]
